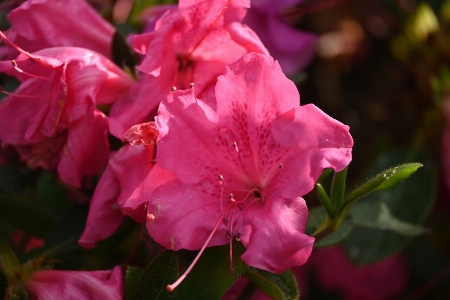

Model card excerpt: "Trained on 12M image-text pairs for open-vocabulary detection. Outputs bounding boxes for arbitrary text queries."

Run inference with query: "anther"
[146,213,155,221]
[232,142,239,152]
[236,232,241,241]
[279,163,284,168]
[172,86,177,91]
[190,82,194,88]
[229,193,234,199]
[219,174,223,181]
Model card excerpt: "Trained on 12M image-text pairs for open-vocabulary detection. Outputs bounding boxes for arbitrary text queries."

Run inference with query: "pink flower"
[1,0,115,59]
[243,0,317,75]
[109,0,269,138]
[311,246,408,300]
[79,123,176,248]
[148,52,353,281]
[0,42,133,187]
[24,266,123,300]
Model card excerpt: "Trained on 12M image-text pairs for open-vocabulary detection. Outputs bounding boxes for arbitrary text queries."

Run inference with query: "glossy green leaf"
[245,267,299,300]
[342,163,422,208]
[178,241,248,300]
[0,238,20,280]
[0,165,24,196]
[344,151,436,265]
[0,195,55,239]
[134,250,179,300]
[124,266,143,300]
[352,202,428,236]
[306,206,353,247]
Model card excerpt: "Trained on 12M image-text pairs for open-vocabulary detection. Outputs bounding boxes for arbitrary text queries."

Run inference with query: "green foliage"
[0,165,25,196]
[0,195,55,239]
[124,266,143,300]
[342,162,422,209]
[351,202,428,237]
[178,242,248,300]
[306,207,353,247]
[344,151,436,265]
[245,267,299,300]
[0,238,20,280]
[134,250,179,300]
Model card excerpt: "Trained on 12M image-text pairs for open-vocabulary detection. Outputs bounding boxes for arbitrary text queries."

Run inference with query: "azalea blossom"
[1,0,115,59]
[109,0,269,138]
[24,266,123,300]
[144,52,352,290]
[79,122,177,248]
[0,36,133,187]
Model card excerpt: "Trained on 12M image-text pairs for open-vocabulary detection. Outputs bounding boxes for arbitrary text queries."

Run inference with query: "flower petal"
[57,108,109,187]
[271,104,353,197]
[78,162,123,249]
[25,266,123,300]
[240,196,314,273]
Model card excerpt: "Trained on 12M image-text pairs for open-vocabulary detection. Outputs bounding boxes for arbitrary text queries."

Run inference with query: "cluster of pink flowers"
[0,0,352,297]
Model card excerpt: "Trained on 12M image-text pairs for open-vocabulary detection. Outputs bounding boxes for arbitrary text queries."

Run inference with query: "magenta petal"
[6,0,115,58]
[79,162,123,249]
[147,179,228,250]
[240,196,314,273]
[111,145,176,222]
[156,89,230,184]
[58,108,109,188]
[271,104,353,197]
[109,74,171,139]
[0,74,66,144]
[25,266,123,300]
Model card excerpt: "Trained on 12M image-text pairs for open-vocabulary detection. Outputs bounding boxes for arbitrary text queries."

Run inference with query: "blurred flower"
[24,266,123,300]
[311,245,408,300]
[243,0,317,75]
[108,0,268,138]
[0,0,115,59]
[0,45,133,187]
[147,53,353,275]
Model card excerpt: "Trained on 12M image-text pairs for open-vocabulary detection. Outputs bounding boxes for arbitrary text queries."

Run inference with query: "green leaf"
[306,206,353,247]
[342,163,422,208]
[178,241,248,300]
[0,165,25,195]
[134,250,179,300]
[344,151,436,265]
[0,195,55,238]
[330,167,347,210]
[351,202,428,237]
[124,266,143,300]
[244,267,299,300]
[0,238,20,280]
[45,204,88,252]
[315,183,334,218]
